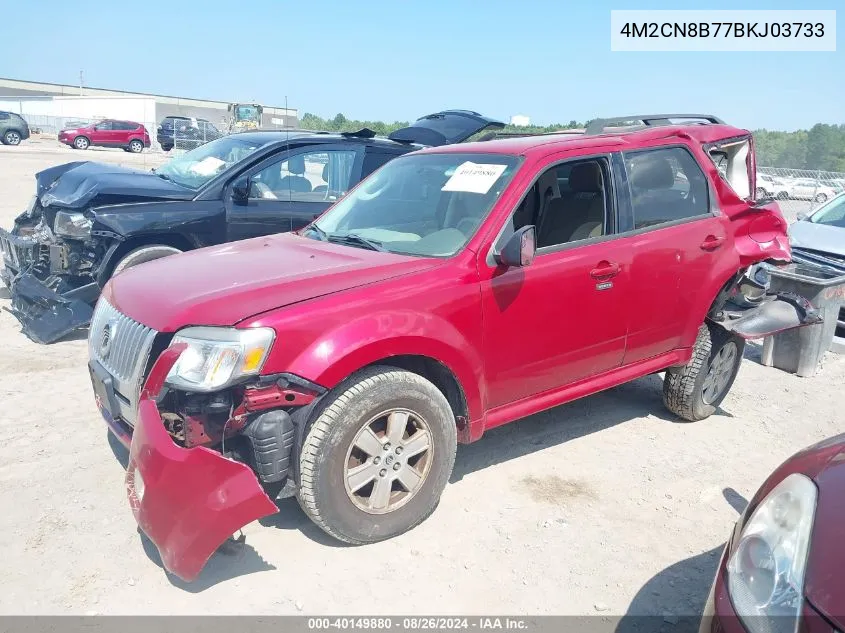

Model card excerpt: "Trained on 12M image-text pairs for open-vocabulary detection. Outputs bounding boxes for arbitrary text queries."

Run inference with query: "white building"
[510,114,531,127]
[0,77,298,141]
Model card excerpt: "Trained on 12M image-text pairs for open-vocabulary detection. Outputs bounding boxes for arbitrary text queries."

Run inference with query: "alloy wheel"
[344,408,433,514]
[702,341,738,405]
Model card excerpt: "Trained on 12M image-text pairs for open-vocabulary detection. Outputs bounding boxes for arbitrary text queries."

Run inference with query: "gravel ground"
[0,141,842,621]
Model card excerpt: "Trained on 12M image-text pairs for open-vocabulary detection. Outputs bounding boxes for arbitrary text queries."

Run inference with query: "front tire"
[111,244,183,277]
[663,324,745,422]
[73,136,90,150]
[814,193,828,203]
[298,367,457,544]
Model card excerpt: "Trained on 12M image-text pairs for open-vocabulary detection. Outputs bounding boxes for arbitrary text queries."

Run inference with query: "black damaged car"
[0,110,503,343]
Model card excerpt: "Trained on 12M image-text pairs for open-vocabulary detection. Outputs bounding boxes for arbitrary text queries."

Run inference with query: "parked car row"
[1,112,841,633]
[757,172,841,203]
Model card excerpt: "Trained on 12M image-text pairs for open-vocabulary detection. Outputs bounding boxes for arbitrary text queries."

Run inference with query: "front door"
[481,155,631,409]
[91,120,117,145]
[226,146,361,242]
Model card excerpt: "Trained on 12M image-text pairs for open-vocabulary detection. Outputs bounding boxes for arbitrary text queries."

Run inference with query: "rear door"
[388,110,504,146]
[619,145,729,364]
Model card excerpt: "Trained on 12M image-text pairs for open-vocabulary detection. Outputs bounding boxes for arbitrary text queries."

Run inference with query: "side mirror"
[496,225,536,268]
[796,211,808,221]
[231,178,250,202]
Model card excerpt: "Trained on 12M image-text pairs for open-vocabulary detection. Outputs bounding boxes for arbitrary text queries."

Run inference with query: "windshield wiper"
[304,223,328,241]
[156,172,172,181]
[327,232,386,252]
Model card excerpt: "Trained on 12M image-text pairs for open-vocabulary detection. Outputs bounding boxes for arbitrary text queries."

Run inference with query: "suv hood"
[36,161,195,210]
[388,110,504,146]
[104,233,441,332]
[789,220,845,259]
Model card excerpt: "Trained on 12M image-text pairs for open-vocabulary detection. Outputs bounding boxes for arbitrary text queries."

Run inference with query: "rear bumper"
[122,345,278,582]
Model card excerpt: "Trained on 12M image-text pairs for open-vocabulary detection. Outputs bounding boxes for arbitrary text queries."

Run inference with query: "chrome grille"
[89,299,157,425]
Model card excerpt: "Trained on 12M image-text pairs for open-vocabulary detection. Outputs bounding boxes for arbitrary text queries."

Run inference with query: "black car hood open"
[36,161,195,210]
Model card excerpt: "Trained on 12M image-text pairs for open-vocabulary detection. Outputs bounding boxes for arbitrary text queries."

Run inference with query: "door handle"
[590,261,621,279]
[700,235,724,251]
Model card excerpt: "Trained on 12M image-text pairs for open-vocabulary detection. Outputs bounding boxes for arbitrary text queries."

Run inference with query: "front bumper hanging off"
[1,227,98,344]
[122,345,279,582]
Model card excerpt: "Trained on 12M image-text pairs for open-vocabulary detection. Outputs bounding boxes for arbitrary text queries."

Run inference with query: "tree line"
[298,113,845,173]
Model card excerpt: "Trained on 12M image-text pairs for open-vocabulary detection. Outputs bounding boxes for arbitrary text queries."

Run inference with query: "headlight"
[165,326,275,392]
[53,211,92,238]
[727,473,817,633]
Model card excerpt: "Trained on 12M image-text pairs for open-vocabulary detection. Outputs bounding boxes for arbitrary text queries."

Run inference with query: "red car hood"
[105,233,440,332]
[804,449,845,626]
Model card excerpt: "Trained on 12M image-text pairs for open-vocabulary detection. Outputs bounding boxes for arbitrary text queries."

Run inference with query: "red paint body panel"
[104,232,441,332]
[701,435,845,632]
[106,123,800,444]
[125,345,278,582]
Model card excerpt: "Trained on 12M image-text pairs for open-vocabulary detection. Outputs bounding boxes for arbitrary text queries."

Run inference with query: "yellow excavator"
[227,103,263,132]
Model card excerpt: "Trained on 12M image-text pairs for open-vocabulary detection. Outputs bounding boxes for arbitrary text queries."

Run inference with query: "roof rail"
[585,114,725,135]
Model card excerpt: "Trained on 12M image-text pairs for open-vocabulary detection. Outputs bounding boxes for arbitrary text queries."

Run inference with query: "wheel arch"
[359,354,471,442]
[99,232,195,283]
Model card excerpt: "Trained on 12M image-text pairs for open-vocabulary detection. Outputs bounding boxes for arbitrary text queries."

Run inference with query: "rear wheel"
[111,244,183,277]
[161,144,173,152]
[128,139,144,153]
[663,324,745,421]
[298,367,457,544]
[73,136,90,150]
[3,130,22,145]
[814,193,828,203]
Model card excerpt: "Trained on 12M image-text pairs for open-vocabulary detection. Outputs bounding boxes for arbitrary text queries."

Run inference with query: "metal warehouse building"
[0,77,298,140]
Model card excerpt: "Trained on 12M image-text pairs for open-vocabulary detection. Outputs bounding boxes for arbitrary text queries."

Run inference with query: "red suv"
[87,114,820,581]
[59,119,150,153]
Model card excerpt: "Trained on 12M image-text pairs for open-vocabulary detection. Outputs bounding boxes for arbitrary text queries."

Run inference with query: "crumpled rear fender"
[126,344,278,582]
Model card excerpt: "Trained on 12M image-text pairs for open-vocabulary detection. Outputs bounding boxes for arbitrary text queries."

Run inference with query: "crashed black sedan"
[0,110,503,343]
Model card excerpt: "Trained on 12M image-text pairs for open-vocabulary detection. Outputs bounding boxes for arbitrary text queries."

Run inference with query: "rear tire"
[298,366,457,544]
[663,323,745,422]
[128,139,144,153]
[111,244,183,277]
[73,136,90,150]
[161,144,173,152]
[814,193,828,203]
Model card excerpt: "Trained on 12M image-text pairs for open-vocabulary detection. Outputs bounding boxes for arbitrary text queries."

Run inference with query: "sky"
[0,0,841,131]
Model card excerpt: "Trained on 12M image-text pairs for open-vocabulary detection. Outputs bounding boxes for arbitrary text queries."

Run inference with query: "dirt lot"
[0,141,842,620]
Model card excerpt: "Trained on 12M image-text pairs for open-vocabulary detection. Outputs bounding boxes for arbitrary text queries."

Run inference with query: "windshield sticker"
[441,162,507,194]
[189,156,227,176]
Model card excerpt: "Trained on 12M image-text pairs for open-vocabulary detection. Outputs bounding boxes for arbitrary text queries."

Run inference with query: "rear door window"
[624,147,710,229]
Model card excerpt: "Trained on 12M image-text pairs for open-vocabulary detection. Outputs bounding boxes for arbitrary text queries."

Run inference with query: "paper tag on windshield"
[441,162,507,194]
[189,156,226,176]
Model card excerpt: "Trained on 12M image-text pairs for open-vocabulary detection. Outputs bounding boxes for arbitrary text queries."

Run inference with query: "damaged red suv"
[88,114,820,582]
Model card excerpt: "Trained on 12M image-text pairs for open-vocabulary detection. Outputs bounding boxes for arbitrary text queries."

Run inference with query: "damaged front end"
[123,345,281,583]
[1,210,104,344]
